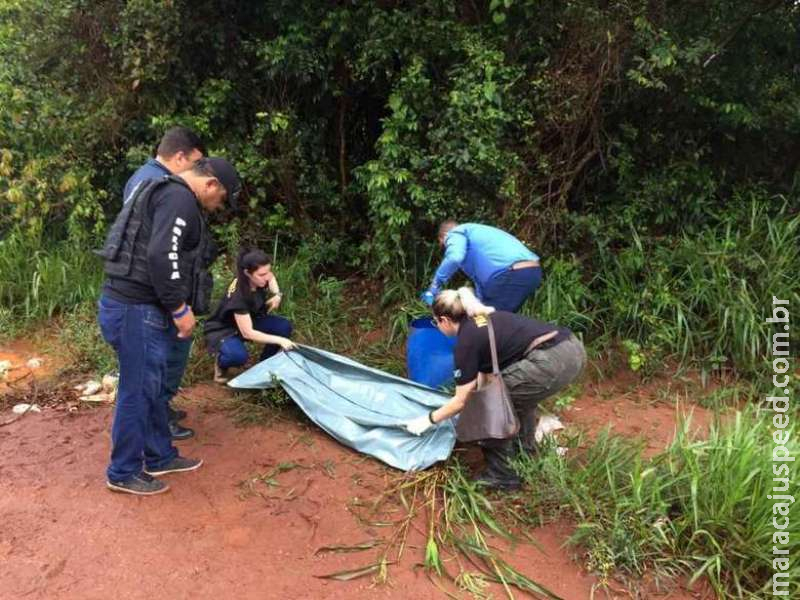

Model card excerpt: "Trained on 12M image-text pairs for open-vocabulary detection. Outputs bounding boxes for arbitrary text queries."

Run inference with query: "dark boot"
[473,440,521,491]
[517,404,540,455]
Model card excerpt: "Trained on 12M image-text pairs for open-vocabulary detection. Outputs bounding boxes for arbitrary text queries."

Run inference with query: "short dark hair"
[156,127,205,158]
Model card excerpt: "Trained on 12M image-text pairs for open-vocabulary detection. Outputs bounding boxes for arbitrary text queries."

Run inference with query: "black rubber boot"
[517,404,540,455]
[473,440,521,491]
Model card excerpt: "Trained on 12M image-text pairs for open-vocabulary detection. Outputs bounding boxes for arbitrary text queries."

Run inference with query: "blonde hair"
[432,287,495,321]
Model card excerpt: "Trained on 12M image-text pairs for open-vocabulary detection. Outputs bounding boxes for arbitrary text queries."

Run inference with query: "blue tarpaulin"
[227,346,456,471]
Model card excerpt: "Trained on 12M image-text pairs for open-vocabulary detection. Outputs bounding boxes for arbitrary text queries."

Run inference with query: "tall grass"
[593,201,799,375]
[0,229,103,332]
[521,199,799,379]
[521,255,599,335]
[514,407,799,597]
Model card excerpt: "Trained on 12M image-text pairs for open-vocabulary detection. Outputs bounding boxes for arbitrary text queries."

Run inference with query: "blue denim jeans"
[160,336,193,421]
[98,295,179,482]
[217,314,293,369]
[480,266,542,313]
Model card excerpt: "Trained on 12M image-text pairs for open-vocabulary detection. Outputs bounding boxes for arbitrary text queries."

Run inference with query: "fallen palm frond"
[315,561,391,581]
[314,540,383,555]
[318,463,563,599]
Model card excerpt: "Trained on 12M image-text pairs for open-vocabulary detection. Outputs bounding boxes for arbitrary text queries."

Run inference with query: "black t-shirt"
[203,278,268,350]
[453,311,570,385]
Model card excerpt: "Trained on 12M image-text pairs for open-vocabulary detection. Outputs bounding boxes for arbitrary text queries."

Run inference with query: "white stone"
[534,415,565,443]
[101,374,118,393]
[80,381,102,396]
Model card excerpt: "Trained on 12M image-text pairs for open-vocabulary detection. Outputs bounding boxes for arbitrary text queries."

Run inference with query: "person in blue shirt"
[123,127,206,441]
[421,221,542,313]
[124,126,205,203]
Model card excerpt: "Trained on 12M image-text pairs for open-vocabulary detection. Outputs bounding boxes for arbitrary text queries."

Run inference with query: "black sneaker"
[169,422,195,441]
[107,472,170,496]
[145,456,203,476]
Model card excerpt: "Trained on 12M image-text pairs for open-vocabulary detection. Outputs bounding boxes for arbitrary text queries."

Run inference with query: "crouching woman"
[405,287,585,490]
[204,249,296,382]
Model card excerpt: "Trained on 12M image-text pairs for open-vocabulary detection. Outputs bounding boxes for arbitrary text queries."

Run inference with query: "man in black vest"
[97,157,241,495]
[124,127,206,441]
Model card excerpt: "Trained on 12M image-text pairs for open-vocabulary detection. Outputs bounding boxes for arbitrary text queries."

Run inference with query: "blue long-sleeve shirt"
[123,158,171,204]
[431,223,539,297]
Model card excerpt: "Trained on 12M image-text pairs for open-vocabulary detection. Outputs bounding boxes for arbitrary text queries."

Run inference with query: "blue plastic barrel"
[406,317,456,389]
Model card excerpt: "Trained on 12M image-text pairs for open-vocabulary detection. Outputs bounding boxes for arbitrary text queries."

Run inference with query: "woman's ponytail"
[432,287,494,321]
[456,287,495,317]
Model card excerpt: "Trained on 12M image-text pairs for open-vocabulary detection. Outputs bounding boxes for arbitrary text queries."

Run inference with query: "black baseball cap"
[205,157,242,208]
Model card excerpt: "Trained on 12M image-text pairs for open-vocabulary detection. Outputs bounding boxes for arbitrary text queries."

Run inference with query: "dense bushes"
[523,199,800,377]
[0,0,798,374]
[2,1,798,242]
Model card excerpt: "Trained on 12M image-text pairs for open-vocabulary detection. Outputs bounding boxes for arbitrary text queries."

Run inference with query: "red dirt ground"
[564,375,716,458]
[0,340,60,395]
[1,342,713,600]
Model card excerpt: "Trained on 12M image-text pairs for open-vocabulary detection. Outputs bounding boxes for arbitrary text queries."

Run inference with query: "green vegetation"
[308,403,799,600]
[0,0,800,375]
[514,408,800,598]
[56,300,116,376]
[330,463,564,598]
[1,1,797,597]
[0,0,796,377]
[0,230,103,341]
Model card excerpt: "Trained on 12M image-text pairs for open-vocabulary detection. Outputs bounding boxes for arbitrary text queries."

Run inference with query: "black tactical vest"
[95,175,216,315]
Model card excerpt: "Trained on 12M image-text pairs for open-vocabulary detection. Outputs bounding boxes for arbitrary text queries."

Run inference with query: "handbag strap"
[486,313,501,375]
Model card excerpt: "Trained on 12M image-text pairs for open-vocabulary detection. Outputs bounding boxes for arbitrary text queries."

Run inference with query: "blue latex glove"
[420,289,436,306]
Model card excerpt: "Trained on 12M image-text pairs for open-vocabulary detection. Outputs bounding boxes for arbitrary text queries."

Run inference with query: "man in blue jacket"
[123,127,206,441]
[421,221,542,313]
[124,127,205,202]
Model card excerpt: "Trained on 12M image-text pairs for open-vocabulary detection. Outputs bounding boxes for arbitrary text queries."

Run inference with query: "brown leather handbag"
[455,315,520,442]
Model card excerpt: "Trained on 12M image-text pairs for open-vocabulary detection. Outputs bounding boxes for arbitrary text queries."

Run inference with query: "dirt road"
[0,384,610,600]
[0,336,713,600]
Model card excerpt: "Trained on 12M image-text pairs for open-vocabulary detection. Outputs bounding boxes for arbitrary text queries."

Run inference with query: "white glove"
[406,414,434,436]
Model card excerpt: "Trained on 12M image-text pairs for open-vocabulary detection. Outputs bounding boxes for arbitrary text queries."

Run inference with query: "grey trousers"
[500,334,586,450]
